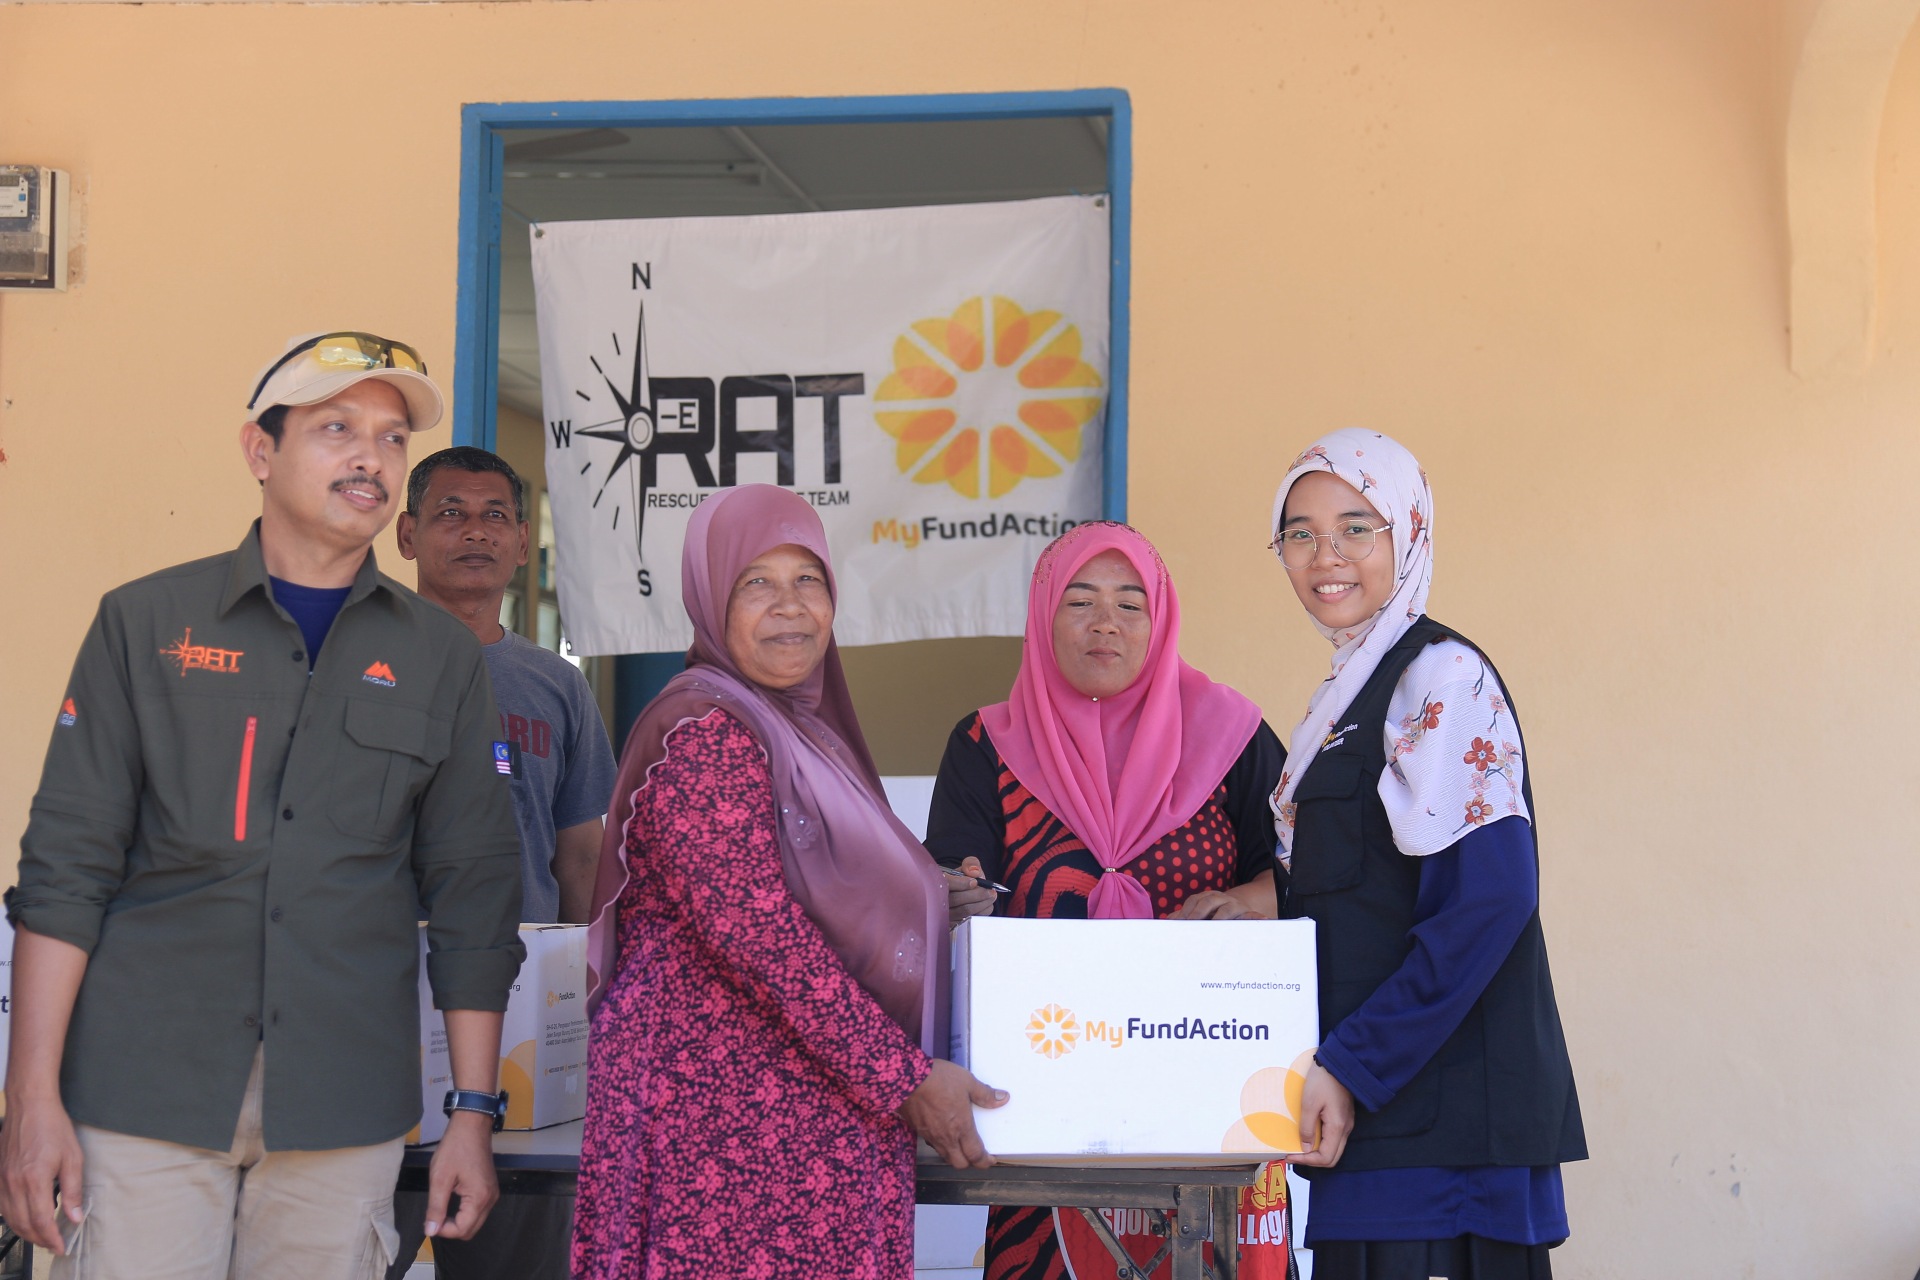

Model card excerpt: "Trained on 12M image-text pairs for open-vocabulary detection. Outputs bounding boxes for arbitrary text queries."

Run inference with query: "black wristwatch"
[442,1088,509,1132]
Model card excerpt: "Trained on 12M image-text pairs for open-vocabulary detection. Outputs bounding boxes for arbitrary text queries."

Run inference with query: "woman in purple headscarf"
[571,485,1006,1280]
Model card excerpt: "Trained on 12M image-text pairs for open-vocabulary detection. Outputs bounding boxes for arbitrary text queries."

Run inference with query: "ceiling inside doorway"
[494,117,1111,420]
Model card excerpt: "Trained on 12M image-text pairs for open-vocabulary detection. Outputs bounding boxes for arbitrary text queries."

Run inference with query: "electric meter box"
[0,167,70,292]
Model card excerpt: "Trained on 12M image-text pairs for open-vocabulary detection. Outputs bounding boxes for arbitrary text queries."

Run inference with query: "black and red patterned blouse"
[925,710,1286,922]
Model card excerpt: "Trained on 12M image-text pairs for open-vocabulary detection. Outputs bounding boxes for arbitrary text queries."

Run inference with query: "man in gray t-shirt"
[480,628,617,921]
[390,446,618,1280]
[397,447,616,922]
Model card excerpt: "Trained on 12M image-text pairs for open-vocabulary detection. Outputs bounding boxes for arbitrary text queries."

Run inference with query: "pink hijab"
[584,485,949,1055]
[980,522,1262,918]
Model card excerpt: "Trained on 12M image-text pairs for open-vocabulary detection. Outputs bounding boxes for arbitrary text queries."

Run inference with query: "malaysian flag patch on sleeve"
[492,741,518,777]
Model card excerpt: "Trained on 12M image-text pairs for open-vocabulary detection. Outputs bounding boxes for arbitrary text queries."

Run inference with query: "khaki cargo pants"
[54,1049,405,1280]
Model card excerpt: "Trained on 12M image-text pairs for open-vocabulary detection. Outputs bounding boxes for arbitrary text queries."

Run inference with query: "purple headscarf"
[584,486,949,1055]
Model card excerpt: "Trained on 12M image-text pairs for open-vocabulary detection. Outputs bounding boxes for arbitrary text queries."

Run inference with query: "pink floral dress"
[571,710,934,1280]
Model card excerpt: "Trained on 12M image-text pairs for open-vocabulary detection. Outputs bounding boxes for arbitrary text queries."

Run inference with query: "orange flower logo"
[874,297,1104,499]
[1221,1051,1318,1153]
[1025,1003,1081,1059]
[1463,796,1494,826]
[1419,700,1444,731]
[1463,737,1498,771]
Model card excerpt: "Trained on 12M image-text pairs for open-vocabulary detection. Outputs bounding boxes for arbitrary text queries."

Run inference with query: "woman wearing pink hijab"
[926,520,1287,1280]
[572,485,1006,1280]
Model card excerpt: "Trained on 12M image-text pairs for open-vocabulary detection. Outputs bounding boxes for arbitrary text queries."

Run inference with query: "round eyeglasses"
[1269,520,1394,569]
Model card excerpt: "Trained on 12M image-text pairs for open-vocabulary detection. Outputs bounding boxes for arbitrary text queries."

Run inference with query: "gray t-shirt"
[481,630,618,923]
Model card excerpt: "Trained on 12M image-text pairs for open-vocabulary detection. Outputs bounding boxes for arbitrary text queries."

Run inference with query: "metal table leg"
[1168,1182,1212,1280]
[1074,1207,1149,1279]
[1210,1184,1240,1279]
[1075,1194,1226,1280]
[913,1159,1258,1280]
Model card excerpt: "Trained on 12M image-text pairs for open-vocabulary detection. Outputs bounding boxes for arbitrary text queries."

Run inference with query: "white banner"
[531,196,1110,654]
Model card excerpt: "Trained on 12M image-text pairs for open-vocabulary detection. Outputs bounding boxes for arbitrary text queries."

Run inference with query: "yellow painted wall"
[2,0,1917,1274]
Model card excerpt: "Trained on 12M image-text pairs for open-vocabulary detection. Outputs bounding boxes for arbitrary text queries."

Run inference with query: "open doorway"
[457,92,1130,770]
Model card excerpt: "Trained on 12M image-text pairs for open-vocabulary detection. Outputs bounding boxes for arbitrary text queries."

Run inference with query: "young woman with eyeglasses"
[1268,430,1585,1280]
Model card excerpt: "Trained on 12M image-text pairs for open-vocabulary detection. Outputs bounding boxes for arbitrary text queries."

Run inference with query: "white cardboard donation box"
[412,923,591,1142]
[495,924,592,1130]
[951,917,1320,1166]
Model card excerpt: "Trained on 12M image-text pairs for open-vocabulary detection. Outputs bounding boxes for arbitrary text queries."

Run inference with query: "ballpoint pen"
[940,865,1012,895]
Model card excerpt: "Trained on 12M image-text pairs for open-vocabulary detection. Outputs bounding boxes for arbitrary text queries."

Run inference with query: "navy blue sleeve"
[1316,815,1537,1111]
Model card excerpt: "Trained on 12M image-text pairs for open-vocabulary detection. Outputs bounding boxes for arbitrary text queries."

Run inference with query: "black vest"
[1285,617,1586,1171]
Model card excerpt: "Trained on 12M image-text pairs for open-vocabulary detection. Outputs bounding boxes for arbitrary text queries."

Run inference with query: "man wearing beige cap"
[2,333,526,1278]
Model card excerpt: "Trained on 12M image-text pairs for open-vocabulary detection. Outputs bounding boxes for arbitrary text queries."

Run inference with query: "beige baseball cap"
[246,331,445,431]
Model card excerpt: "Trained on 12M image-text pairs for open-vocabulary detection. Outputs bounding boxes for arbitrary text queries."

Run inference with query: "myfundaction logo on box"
[1124,1016,1273,1044]
[1025,1003,1284,1057]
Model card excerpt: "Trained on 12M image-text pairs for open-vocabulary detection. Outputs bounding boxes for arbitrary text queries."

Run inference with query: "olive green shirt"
[9,523,526,1152]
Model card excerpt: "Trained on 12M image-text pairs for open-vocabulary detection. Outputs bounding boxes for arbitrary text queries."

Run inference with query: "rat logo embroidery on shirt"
[362,661,397,688]
[161,628,244,677]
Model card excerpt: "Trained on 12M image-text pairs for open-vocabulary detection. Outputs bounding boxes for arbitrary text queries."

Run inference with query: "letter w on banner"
[531,195,1109,655]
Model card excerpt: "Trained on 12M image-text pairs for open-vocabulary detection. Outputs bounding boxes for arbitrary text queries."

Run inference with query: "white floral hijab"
[1268,429,1434,866]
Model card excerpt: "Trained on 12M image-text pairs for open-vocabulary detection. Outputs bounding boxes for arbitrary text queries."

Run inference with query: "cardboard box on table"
[951,917,1319,1167]
[409,923,591,1143]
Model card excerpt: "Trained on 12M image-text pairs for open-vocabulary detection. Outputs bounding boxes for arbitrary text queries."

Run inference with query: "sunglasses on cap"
[247,332,428,411]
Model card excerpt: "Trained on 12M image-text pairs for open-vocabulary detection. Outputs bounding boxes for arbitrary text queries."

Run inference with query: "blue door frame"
[452,88,1132,521]
[454,90,1132,735]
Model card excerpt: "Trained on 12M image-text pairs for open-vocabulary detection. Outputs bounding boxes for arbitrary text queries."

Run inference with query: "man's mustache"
[331,474,389,502]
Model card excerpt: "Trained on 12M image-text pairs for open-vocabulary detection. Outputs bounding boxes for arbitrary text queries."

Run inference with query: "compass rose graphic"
[570,300,660,567]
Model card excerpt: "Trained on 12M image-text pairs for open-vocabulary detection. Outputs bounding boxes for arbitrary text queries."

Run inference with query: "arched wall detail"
[1787,0,1920,375]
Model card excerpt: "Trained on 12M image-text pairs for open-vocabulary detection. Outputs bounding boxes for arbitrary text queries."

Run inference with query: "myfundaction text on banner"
[950,917,1319,1167]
